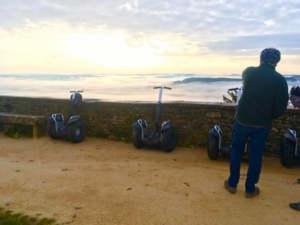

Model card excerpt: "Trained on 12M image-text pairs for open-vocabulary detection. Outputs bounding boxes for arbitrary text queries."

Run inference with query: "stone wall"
[1,95,299,156]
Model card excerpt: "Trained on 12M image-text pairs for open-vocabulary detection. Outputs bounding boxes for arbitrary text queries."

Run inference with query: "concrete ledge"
[0,112,46,138]
[0,95,299,156]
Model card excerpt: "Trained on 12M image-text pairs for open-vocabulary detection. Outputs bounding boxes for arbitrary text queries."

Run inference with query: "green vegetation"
[3,124,32,139]
[223,89,238,103]
[95,131,109,139]
[0,208,56,225]
[114,131,130,142]
[96,131,131,142]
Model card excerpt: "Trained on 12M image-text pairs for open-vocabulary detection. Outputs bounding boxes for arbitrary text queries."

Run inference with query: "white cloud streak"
[0,0,299,73]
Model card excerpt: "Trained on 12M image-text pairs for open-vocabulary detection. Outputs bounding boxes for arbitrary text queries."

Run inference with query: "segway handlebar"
[154,86,172,90]
[70,90,84,93]
[227,87,243,105]
[228,87,239,91]
[154,86,171,103]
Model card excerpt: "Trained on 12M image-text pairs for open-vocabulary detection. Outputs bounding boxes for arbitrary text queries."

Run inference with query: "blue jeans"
[228,121,270,193]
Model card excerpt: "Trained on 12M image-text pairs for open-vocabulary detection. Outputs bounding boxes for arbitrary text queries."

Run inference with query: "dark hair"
[260,48,281,65]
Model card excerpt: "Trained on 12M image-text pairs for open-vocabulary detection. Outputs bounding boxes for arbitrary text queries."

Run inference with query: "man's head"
[260,48,281,67]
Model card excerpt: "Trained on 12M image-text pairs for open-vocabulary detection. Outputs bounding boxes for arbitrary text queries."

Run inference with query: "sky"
[0,0,300,75]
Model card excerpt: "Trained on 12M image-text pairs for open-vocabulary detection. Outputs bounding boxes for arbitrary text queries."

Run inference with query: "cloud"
[2,1,300,35]
[205,33,300,55]
[0,0,299,73]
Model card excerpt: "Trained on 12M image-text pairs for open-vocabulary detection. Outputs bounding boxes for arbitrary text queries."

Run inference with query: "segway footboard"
[68,115,81,124]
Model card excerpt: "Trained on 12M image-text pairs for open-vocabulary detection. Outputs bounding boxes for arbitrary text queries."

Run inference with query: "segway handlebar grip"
[153,86,172,90]
[228,87,239,91]
[70,90,84,93]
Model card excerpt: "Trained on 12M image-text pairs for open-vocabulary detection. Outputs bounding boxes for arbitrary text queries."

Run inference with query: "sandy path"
[0,133,299,225]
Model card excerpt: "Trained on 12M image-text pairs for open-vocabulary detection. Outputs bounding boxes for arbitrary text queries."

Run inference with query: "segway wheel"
[67,121,86,143]
[46,122,59,139]
[132,127,144,149]
[207,135,219,160]
[162,127,177,152]
[280,137,295,167]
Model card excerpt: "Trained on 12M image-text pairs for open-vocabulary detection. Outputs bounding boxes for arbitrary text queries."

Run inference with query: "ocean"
[0,74,299,103]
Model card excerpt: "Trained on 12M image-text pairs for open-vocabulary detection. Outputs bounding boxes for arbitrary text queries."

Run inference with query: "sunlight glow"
[65,34,163,67]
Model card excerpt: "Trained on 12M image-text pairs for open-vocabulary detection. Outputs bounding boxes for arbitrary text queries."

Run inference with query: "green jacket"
[236,63,288,126]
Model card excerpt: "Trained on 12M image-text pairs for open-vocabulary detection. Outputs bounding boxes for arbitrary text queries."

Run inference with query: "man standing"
[224,48,289,198]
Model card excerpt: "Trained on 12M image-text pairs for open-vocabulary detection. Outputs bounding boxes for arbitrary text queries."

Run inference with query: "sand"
[0,133,299,225]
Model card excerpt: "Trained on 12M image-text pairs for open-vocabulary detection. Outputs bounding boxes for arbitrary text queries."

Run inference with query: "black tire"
[162,127,177,152]
[132,127,144,148]
[207,135,219,160]
[67,121,86,143]
[46,122,59,139]
[280,137,295,167]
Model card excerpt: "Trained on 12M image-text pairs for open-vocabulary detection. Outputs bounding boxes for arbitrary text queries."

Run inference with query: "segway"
[280,86,300,167]
[46,91,86,143]
[132,86,177,152]
[207,87,249,159]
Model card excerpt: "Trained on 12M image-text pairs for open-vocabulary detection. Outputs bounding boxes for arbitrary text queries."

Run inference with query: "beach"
[0,133,299,225]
